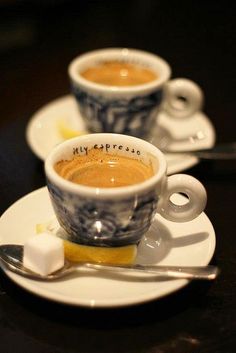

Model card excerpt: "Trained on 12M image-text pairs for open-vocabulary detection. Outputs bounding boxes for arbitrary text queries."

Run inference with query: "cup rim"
[68,48,171,95]
[45,133,167,199]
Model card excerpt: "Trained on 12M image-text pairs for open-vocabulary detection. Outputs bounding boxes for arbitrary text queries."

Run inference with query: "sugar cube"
[23,233,64,276]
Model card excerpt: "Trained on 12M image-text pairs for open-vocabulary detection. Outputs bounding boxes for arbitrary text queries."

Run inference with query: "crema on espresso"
[80,61,157,86]
[54,148,154,188]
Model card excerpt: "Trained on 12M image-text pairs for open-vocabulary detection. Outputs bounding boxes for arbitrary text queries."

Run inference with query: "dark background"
[0,1,236,352]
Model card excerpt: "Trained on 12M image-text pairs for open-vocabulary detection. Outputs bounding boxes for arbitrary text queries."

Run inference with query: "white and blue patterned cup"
[45,133,207,247]
[68,48,203,138]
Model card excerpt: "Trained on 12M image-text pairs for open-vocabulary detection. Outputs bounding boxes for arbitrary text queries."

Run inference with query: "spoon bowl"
[0,244,219,281]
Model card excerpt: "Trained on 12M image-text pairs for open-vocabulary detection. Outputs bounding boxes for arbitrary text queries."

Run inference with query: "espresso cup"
[45,133,207,247]
[68,48,203,138]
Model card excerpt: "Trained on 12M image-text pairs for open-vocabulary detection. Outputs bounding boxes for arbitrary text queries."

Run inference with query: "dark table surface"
[0,1,236,352]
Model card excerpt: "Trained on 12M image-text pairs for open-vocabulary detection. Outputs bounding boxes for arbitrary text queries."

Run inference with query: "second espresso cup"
[45,134,207,247]
[68,48,203,138]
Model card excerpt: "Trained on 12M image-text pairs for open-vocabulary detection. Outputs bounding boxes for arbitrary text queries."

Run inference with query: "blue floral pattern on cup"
[72,85,163,138]
[47,179,158,247]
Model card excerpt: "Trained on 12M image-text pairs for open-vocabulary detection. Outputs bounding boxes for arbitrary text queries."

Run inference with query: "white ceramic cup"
[45,133,207,247]
[68,48,203,138]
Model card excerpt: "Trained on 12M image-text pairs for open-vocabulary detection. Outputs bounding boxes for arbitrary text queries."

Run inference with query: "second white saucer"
[26,95,216,174]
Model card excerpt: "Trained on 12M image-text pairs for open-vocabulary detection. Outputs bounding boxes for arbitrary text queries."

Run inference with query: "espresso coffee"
[80,61,157,86]
[54,148,154,187]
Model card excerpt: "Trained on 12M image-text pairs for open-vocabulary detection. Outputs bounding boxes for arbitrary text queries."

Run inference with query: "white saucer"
[0,187,216,308]
[26,95,216,175]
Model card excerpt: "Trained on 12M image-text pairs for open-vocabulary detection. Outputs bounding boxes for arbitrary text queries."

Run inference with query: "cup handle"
[157,174,207,222]
[162,78,204,119]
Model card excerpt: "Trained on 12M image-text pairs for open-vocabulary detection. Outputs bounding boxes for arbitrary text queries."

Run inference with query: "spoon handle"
[164,142,236,159]
[81,263,219,280]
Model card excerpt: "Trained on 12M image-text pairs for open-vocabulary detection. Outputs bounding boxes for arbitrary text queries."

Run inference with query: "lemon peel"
[57,119,87,140]
[63,239,137,264]
[35,221,137,264]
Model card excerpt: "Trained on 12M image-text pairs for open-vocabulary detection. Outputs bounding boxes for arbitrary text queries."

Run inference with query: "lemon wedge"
[63,239,137,264]
[57,119,86,139]
[36,222,137,264]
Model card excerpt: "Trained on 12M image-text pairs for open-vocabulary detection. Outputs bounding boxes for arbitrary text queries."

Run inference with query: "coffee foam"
[80,60,157,87]
[54,148,154,188]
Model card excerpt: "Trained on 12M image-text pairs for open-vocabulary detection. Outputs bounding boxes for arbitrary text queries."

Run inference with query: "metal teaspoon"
[0,244,219,281]
[163,142,236,159]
